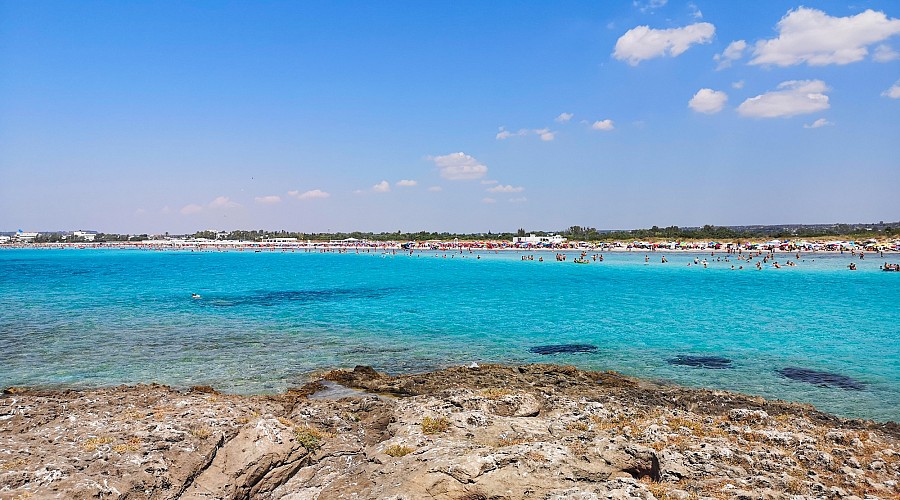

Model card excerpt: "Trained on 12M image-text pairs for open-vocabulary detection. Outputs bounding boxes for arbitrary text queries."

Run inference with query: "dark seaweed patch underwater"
[667,355,733,369]
[529,344,598,355]
[196,288,393,307]
[777,367,865,391]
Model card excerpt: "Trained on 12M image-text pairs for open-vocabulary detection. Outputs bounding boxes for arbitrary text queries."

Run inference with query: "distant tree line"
[20,222,895,244]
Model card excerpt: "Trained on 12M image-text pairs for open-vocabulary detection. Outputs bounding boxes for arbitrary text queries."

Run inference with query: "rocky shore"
[2,364,898,499]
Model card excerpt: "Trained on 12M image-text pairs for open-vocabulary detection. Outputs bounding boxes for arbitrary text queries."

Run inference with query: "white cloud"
[714,40,747,69]
[689,88,728,114]
[509,197,528,203]
[208,196,240,209]
[804,118,833,128]
[613,22,715,65]
[737,80,830,118]
[487,184,524,193]
[633,0,667,13]
[496,127,528,140]
[873,44,899,62]
[482,197,497,204]
[254,195,282,205]
[534,128,555,141]
[497,126,556,141]
[883,81,900,99]
[555,112,574,123]
[291,189,330,200]
[372,180,390,192]
[731,80,745,90]
[180,204,203,215]
[688,2,702,20]
[592,119,615,131]
[750,7,900,67]
[431,152,488,180]
[427,186,443,192]
[396,179,417,187]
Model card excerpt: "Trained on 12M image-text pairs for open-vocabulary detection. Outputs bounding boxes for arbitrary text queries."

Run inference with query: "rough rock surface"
[1,365,898,499]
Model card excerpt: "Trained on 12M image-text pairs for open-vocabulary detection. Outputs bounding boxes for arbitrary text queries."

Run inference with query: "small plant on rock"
[384,444,415,457]
[295,426,331,451]
[479,388,511,400]
[82,436,115,452]
[421,416,450,435]
[190,425,212,440]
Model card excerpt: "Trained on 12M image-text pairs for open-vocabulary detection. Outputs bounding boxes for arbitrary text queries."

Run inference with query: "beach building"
[72,231,97,241]
[14,230,39,242]
[512,234,567,246]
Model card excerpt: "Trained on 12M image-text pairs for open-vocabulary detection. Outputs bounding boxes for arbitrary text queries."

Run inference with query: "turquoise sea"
[1,248,898,422]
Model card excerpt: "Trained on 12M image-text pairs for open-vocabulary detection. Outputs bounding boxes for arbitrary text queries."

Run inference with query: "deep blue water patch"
[197,288,392,308]
[529,344,598,355]
[777,367,865,391]
[667,355,733,369]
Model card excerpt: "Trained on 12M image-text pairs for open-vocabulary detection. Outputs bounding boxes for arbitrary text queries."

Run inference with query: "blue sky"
[1,1,898,234]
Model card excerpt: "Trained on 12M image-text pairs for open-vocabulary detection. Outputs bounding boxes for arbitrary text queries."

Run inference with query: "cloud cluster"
[750,8,900,66]
[254,195,282,205]
[431,152,488,180]
[555,112,574,123]
[372,180,390,192]
[883,81,900,99]
[689,88,728,114]
[737,80,830,118]
[180,196,241,215]
[714,40,747,70]
[873,44,899,62]
[486,184,524,193]
[591,119,615,131]
[496,127,556,141]
[804,118,833,129]
[208,196,240,209]
[396,179,417,187]
[614,22,715,65]
[633,0,667,14]
[289,189,330,200]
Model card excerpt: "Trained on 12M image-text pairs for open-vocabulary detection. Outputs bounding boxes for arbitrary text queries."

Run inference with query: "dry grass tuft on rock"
[82,436,115,452]
[421,416,450,435]
[478,388,511,400]
[190,425,212,440]
[384,444,415,457]
[294,425,332,451]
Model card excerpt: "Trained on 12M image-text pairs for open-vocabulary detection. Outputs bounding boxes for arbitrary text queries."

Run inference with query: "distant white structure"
[14,230,39,242]
[73,231,96,241]
[512,234,566,245]
[0,235,10,244]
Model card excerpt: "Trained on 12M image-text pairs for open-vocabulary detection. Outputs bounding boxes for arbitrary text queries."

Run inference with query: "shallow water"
[1,247,898,421]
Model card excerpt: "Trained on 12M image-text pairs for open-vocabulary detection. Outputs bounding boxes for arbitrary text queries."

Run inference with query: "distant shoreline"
[2,238,897,253]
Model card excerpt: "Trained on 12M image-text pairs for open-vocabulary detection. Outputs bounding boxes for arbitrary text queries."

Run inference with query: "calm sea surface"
[1,248,898,421]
